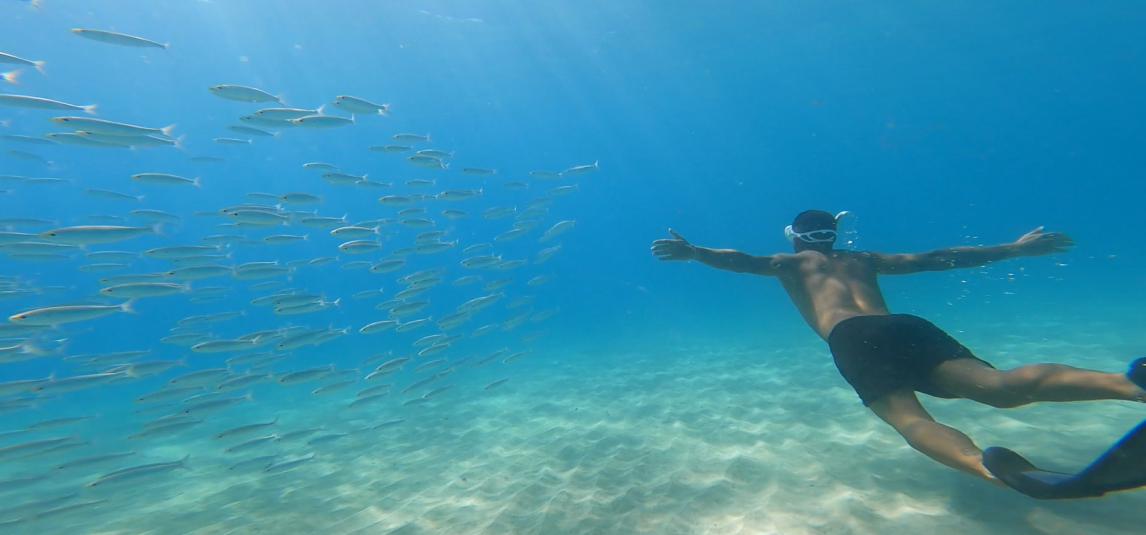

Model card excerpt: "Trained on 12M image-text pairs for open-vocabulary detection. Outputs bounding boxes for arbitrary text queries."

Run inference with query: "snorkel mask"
[784,211,852,244]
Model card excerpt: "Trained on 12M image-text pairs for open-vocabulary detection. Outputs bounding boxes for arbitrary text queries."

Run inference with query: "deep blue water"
[2,0,1145,531]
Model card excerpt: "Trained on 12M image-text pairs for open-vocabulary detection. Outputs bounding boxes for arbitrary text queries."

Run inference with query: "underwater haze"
[1,1,1145,533]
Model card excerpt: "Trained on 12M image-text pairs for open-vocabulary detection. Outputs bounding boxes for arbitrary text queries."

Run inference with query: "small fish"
[39,225,156,245]
[214,137,251,145]
[548,185,578,195]
[412,149,450,159]
[529,170,562,179]
[132,209,180,222]
[131,173,199,187]
[145,244,219,258]
[225,434,278,454]
[332,95,389,115]
[413,358,447,373]
[0,133,58,145]
[504,181,529,190]
[330,226,377,239]
[312,380,355,395]
[471,348,506,367]
[482,206,516,219]
[303,162,339,171]
[539,220,575,242]
[87,455,190,488]
[0,435,78,461]
[535,245,562,264]
[278,192,321,205]
[390,300,430,317]
[76,131,180,148]
[352,288,385,299]
[229,454,279,472]
[100,282,187,299]
[406,155,447,169]
[7,149,50,163]
[495,228,528,242]
[215,373,272,392]
[277,366,334,385]
[395,318,431,333]
[370,144,412,153]
[9,301,133,325]
[255,107,320,120]
[307,432,348,446]
[55,451,136,471]
[563,160,599,175]
[239,114,291,127]
[0,94,97,114]
[441,210,468,219]
[378,195,412,206]
[263,453,315,474]
[0,52,45,75]
[191,339,257,353]
[359,320,399,334]
[52,116,174,137]
[227,125,277,137]
[181,394,251,416]
[348,393,388,408]
[292,115,353,128]
[264,234,307,245]
[437,189,482,201]
[423,385,454,399]
[276,427,324,441]
[461,167,496,176]
[393,133,430,142]
[71,29,167,49]
[531,309,559,322]
[485,377,510,390]
[461,254,503,269]
[209,85,280,103]
[338,240,381,254]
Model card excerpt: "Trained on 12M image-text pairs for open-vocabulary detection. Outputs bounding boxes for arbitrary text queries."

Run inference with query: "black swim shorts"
[827,314,993,406]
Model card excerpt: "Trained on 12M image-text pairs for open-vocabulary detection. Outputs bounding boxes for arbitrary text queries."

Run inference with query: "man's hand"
[651,229,697,261]
[1014,226,1075,256]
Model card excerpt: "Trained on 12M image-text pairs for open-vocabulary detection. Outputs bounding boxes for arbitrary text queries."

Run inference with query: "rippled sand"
[4,318,1145,534]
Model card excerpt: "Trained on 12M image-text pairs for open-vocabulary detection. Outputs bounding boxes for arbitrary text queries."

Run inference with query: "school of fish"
[0,20,598,529]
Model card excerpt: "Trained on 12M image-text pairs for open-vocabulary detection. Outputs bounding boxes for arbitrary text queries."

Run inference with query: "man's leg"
[931,359,1146,409]
[868,388,1001,483]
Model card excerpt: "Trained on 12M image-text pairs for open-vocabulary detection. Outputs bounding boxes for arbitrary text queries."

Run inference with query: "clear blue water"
[2,1,1145,533]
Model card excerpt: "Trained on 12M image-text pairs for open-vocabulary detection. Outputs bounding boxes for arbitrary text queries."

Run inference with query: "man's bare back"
[652,225,1069,339]
[650,210,1146,500]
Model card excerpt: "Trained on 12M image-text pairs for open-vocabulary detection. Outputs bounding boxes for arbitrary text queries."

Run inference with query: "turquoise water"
[1,1,1145,533]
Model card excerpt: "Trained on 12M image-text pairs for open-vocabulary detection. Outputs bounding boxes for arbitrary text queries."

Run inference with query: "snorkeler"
[651,210,1146,500]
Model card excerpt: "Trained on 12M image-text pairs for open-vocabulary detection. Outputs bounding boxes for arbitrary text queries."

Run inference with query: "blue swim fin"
[983,418,1146,500]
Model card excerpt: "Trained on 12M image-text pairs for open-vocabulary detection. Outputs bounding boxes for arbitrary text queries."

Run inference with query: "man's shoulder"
[829,250,883,265]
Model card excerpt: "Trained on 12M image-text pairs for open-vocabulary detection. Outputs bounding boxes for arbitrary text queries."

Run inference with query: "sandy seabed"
[6,317,1145,535]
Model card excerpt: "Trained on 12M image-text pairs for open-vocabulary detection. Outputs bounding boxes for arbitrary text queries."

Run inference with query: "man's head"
[785,210,839,252]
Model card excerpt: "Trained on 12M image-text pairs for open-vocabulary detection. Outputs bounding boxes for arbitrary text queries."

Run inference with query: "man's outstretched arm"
[651,229,788,276]
[873,227,1074,275]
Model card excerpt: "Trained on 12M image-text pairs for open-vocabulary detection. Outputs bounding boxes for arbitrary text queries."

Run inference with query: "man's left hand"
[1015,226,1074,256]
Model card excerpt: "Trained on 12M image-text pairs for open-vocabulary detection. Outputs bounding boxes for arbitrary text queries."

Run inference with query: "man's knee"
[934,360,1040,408]
[971,365,1061,408]
[895,419,935,446]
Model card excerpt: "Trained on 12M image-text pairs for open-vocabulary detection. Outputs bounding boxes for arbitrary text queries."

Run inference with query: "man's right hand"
[651,229,697,261]
[1013,226,1075,256]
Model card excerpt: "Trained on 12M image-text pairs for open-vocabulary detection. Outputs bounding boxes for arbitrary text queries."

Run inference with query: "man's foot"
[1129,358,1146,392]
[984,418,1146,500]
